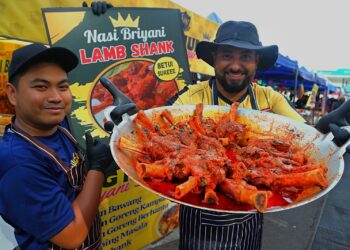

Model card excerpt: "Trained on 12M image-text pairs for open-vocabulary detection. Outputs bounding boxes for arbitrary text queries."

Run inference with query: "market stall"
[254,53,334,124]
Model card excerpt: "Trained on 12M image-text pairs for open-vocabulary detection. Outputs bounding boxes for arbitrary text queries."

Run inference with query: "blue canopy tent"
[255,55,334,119]
[315,75,340,93]
[256,54,298,81]
[315,74,327,88]
[299,67,329,91]
[275,54,298,71]
[255,54,328,98]
[255,54,299,94]
[299,66,316,84]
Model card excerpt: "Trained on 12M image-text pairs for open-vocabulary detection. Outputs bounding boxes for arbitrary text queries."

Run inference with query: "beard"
[215,69,255,93]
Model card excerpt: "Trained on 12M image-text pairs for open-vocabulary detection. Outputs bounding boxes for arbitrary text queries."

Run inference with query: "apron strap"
[10,123,99,250]
[248,84,259,110]
[58,126,78,144]
[10,123,79,185]
[211,78,219,105]
[211,78,259,110]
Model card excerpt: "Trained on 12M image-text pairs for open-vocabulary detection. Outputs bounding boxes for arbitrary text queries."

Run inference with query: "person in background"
[282,90,290,101]
[332,96,346,111]
[0,3,113,250]
[295,94,309,109]
[289,90,295,103]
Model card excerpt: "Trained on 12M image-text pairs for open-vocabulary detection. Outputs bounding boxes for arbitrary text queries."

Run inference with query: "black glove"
[104,103,138,132]
[315,99,350,134]
[98,76,139,133]
[82,1,113,15]
[329,123,350,147]
[85,132,113,175]
[346,144,350,154]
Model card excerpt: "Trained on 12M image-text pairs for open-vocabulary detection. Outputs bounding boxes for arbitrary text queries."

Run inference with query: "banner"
[0,39,29,114]
[0,51,11,114]
[306,83,319,108]
[0,0,219,76]
[43,7,189,249]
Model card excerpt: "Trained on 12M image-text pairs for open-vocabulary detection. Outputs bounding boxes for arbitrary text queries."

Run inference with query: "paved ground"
[143,198,325,250]
[142,228,179,250]
[311,153,350,250]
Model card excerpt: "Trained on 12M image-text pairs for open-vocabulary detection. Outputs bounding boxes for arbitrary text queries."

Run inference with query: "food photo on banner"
[0,41,25,134]
[42,7,190,249]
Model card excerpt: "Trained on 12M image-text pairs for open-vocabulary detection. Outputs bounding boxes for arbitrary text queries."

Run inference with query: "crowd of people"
[0,1,350,250]
[268,83,347,125]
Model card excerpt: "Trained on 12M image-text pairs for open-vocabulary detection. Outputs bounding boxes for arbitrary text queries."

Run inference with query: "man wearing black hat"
[172,21,304,122]
[0,43,112,249]
[169,20,306,250]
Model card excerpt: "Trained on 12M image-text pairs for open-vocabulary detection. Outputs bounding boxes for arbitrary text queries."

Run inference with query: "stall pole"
[293,66,299,103]
[322,89,328,115]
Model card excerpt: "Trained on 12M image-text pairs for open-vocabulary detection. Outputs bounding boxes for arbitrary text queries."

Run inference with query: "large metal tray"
[110,105,345,213]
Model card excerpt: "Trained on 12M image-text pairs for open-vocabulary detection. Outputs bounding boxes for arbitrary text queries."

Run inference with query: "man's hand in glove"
[315,99,350,134]
[85,132,113,176]
[104,103,138,132]
[326,124,350,156]
[328,123,350,147]
[314,99,350,149]
[82,1,113,15]
[97,76,139,132]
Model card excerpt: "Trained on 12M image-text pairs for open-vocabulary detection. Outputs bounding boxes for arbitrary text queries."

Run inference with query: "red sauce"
[145,147,290,211]
[225,149,238,163]
[267,192,289,207]
[147,180,289,211]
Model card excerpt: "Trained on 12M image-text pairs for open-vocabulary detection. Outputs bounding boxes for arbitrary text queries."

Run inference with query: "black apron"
[179,80,263,250]
[11,124,102,250]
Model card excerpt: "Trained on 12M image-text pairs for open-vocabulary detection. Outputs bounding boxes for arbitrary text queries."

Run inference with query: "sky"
[172,0,350,72]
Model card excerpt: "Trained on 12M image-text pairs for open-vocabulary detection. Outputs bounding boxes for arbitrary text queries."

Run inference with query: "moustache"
[44,105,65,109]
[224,69,246,75]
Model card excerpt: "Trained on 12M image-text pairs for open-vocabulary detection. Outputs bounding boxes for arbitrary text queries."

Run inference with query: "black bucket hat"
[196,21,278,72]
[8,43,79,81]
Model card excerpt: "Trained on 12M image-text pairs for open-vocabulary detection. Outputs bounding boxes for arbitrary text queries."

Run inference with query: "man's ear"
[6,83,17,106]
